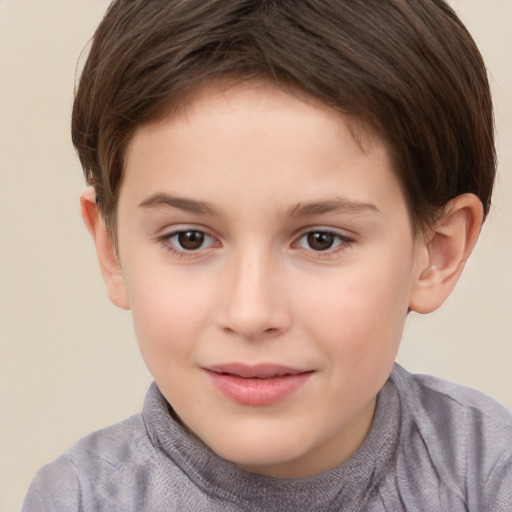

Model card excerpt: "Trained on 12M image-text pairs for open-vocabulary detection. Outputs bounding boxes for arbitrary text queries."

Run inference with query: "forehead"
[121,80,406,223]
[131,78,385,158]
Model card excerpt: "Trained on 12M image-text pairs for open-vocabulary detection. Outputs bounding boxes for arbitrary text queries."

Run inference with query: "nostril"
[220,323,285,340]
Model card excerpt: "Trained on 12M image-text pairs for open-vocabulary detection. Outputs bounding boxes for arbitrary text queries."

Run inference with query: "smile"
[203,364,314,406]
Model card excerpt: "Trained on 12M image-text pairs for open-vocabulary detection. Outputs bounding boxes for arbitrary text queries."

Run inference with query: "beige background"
[0,1,510,510]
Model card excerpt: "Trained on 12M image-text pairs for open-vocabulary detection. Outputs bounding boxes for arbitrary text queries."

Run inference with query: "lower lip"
[204,370,313,406]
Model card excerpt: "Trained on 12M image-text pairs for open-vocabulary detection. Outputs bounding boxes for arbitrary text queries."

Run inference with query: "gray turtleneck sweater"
[22,365,512,511]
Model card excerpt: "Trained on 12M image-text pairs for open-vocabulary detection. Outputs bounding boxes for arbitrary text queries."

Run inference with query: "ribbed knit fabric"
[22,365,512,511]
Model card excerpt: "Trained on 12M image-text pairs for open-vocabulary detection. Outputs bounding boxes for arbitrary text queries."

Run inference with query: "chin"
[223,448,307,477]
[204,423,315,477]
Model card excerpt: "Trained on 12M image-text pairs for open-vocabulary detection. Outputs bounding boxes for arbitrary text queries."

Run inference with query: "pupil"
[307,232,334,251]
[178,231,204,250]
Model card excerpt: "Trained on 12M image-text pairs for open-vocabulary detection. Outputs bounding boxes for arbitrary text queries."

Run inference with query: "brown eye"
[306,232,336,251]
[177,230,206,250]
[162,229,217,256]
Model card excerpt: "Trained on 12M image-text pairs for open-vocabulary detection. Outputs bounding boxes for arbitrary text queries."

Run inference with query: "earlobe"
[80,188,130,310]
[409,193,484,314]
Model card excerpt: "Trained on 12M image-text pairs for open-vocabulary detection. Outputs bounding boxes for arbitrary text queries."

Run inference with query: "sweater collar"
[142,370,400,511]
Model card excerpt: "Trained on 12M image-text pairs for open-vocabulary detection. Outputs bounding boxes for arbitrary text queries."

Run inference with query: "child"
[22,0,511,510]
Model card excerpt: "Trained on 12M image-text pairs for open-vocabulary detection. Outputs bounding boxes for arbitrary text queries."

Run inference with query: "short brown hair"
[72,0,495,235]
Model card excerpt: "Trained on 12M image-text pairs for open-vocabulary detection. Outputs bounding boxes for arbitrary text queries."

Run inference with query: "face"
[114,80,427,478]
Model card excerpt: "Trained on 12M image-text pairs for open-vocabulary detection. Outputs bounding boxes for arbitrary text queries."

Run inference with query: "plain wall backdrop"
[1,1,510,510]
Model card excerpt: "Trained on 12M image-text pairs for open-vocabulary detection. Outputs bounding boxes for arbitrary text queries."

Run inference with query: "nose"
[216,249,292,340]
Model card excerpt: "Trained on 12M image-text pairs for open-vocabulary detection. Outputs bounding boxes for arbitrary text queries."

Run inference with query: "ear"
[409,193,484,314]
[80,188,130,310]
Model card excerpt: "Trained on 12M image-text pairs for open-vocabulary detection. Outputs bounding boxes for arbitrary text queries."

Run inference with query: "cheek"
[304,269,411,409]
[300,258,412,358]
[125,269,213,368]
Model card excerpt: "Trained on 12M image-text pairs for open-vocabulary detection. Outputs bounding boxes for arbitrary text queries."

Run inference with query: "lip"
[203,363,314,406]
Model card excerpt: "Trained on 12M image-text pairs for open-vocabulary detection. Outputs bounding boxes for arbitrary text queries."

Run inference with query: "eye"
[175,230,206,250]
[295,230,349,252]
[163,229,216,252]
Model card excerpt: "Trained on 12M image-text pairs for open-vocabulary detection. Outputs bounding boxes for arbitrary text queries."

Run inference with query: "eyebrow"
[139,193,380,218]
[139,193,221,216]
[288,198,381,217]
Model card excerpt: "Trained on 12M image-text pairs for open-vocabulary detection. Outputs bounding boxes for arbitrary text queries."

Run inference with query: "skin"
[83,80,483,479]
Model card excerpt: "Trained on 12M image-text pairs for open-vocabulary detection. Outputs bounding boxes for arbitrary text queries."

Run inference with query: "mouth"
[203,363,314,406]
[205,363,310,379]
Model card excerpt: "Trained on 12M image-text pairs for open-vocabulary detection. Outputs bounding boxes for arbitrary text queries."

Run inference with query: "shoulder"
[59,412,149,477]
[392,364,512,439]
[390,364,512,510]
[21,414,150,512]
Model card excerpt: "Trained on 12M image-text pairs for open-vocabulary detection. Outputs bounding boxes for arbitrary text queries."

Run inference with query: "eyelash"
[157,228,354,259]
[158,229,218,258]
[294,230,354,257]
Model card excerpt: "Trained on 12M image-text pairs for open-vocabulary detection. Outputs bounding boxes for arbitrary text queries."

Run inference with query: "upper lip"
[204,363,312,379]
